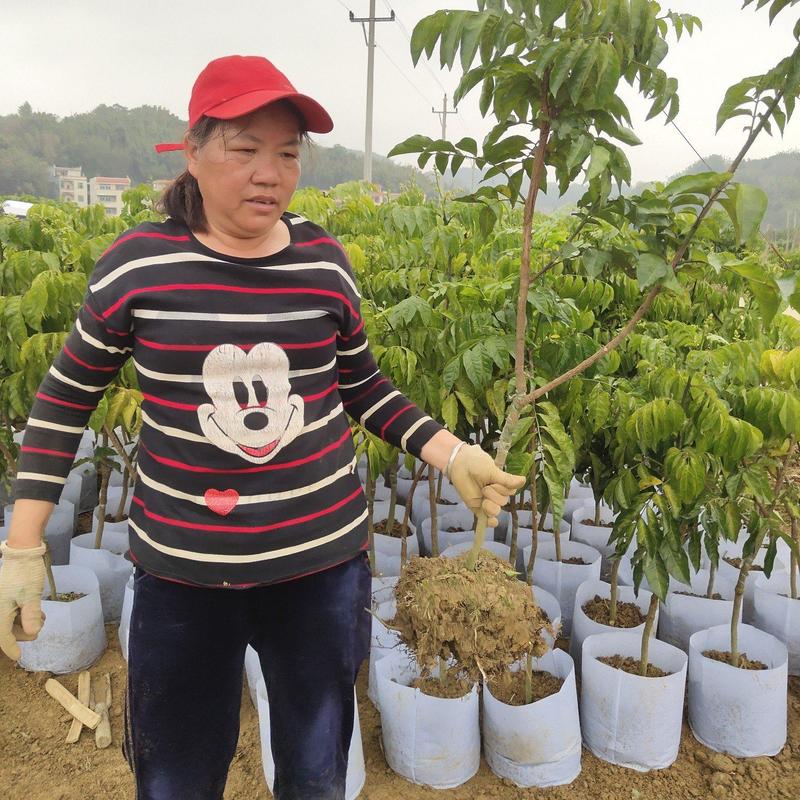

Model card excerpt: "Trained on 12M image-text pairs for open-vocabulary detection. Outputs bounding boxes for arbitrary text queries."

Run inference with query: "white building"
[89,176,131,216]
[53,166,88,207]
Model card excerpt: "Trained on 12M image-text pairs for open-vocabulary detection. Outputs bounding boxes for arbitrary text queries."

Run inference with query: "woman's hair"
[156,101,311,232]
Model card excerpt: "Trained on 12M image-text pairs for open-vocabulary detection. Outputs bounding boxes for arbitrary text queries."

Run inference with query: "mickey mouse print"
[197,342,305,464]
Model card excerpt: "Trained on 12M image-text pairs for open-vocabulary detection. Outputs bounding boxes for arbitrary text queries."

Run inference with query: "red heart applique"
[204,488,239,516]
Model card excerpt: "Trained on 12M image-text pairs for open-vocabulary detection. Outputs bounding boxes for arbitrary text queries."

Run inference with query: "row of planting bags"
[1,438,797,793]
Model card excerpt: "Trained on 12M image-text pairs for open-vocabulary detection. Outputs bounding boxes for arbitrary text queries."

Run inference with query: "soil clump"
[702,650,769,670]
[50,592,85,603]
[583,595,646,627]
[392,552,548,681]
[411,673,472,699]
[489,668,564,705]
[674,591,724,600]
[580,518,614,528]
[597,655,670,677]
[373,518,406,538]
[562,556,590,565]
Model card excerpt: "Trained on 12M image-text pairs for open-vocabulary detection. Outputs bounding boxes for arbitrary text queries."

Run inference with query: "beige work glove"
[448,444,526,528]
[0,541,47,661]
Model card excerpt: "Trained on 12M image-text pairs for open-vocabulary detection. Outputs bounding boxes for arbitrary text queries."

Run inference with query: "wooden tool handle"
[45,679,101,729]
[65,671,92,743]
[94,703,112,749]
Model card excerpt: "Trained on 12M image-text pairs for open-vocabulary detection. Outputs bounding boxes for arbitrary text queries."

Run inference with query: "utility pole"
[432,93,457,142]
[350,2,395,184]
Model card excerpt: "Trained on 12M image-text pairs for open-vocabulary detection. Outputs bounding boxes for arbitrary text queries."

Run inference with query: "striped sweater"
[12,212,445,587]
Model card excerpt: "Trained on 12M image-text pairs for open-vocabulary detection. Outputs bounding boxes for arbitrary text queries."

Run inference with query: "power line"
[335,0,354,14]
[375,43,436,108]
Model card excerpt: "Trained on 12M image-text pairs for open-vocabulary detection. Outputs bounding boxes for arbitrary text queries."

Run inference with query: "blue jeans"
[122,551,372,800]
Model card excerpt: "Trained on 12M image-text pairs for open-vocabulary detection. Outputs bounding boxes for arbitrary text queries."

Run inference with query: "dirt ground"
[1,624,798,800]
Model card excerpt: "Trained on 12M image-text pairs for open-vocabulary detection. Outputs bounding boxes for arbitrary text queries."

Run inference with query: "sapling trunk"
[706,561,717,599]
[639,593,660,676]
[400,462,427,566]
[114,464,129,522]
[594,499,602,527]
[386,462,398,533]
[791,518,798,601]
[553,515,563,563]
[428,470,440,557]
[436,469,444,503]
[524,650,533,705]
[508,494,519,569]
[730,530,767,668]
[608,559,621,627]
[366,471,377,577]
[525,458,540,585]
[93,461,110,550]
[44,539,56,601]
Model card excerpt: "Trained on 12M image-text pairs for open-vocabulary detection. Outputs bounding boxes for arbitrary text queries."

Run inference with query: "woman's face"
[185,103,303,240]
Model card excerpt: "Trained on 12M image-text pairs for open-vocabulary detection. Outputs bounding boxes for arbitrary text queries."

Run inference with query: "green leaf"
[636,252,669,289]
[718,183,768,244]
[643,553,670,600]
[582,248,611,278]
[442,393,459,431]
[586,144,611,182]
[550,40,586,96]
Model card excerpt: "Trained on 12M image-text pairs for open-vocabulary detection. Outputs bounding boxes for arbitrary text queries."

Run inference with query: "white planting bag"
[570,503,617,578]
[118,574,134,661]
[371,575,398,606]
[482,649,581,787]
[531,585,562,651]
[244,644,262,708]
[419,509,475,556]
[18,565,107,674]
[581,631,688,771]
[688,624,788,757]
[570,578,656,675]
[527,542,601,637]
[368,599,411,708]
[256,678,365,800]
[658,571,735,652]
[375,652,480,788]
[753,571,800,675]
[441,540,511,562]
[717,545,783,624]
[370,499,419,559]
[70,530,133,622]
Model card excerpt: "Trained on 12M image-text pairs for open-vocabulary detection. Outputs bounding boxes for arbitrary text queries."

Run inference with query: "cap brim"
[154,142,185,153]
[207,89,333,133]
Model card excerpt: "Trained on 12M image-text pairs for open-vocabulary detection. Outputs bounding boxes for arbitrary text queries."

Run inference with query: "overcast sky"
[3,1,798,182]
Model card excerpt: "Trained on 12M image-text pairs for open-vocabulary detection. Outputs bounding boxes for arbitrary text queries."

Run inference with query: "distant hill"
[0,102,796,230]
[0,102,434,196]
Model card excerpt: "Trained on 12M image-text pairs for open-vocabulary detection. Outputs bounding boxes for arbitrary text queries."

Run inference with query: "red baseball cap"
[154,55,333,153]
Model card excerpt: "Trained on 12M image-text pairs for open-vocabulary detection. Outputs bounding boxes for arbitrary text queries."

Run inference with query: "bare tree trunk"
[706,561,717,599]
[608,559,621,626]
[400,462,426,566]
[790,518,798,600]
[429,470,440,557]
[366,471,377,577]
[639,594,659,676]
[508,494,519,569]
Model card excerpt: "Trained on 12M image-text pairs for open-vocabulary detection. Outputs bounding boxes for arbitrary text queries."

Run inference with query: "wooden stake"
[45,678,101,729]
[65,671,91,743]
[94,673,112,749]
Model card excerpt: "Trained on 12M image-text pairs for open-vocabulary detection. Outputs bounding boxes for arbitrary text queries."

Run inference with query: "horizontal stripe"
[132,356,336,384]
[136,457,357,507]
[36,392,94,411]
[100,284,358,321]
[131,485,363,533]
[83,302,130,335]
[20,445,74,458]
[134,332,337,352]
[63,343,120,372]
[360,390,401,425]
[401,417,430,451]
[140,379,338,411]
[337,341,369,357]
[295,236,345,254]
[139,402,346,446]
[49,366,110,393]
[14,472,67,485]
[131,308,329,323]
[339,319,365,342]
[381,404,414,438]
[76,318,133,354]
[139,426,352,474]
[128,507,367,564]
[101,231,190,257]
[342,377,389,408]
[338,368,380,390]
[24,417,86,435]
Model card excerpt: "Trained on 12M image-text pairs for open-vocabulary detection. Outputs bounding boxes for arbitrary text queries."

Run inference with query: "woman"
[0,55,525,799]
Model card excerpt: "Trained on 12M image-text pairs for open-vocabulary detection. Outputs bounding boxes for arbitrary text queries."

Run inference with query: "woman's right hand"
[0,541,47,661]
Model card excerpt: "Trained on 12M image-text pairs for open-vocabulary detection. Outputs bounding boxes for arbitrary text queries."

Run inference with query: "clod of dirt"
[583,596,646,628]
[392,552,549,681]
[50,592,86,603]
[673,591,724,600]
[562,557,590,565]
[489,668,564,705]
[410,673,472,699]
[373,518,407,538]
[580,518,614,528]
[597,655,671,678]
[702,650,769,670]
[445,526,467,532]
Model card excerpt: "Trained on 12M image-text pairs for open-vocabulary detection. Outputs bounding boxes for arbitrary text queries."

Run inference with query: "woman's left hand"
[448,444,526,527]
